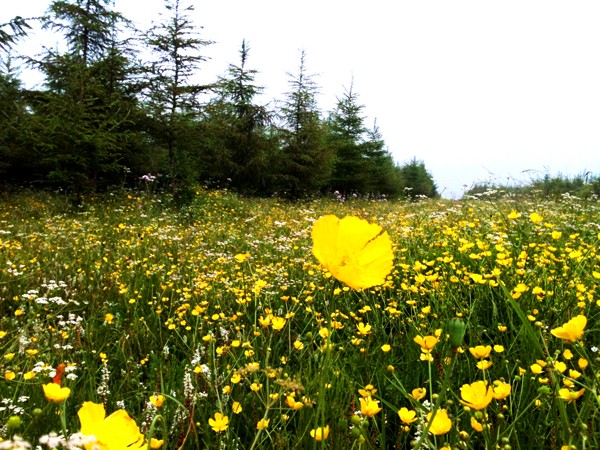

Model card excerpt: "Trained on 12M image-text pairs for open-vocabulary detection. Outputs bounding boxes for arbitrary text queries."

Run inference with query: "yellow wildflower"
[271,316,286,330]
[491,380,511,400]
[410,387,427,401]
[558,388,585,403]
[150,438,164,449]
[208,412,229,432]
[43,382,71,403]
[149,394,165,408]
[398,407,418,424]
[470,416,484,432]
[256,418,270,430]
[551,315,586,343]
[310,425,330,441]
[232,402,242,414]
[460,380,494,410]
[78,402,144,449]
[426,408,452,435]
[359,396,382,417]
[469,345,492,359]
[414,335,439,352]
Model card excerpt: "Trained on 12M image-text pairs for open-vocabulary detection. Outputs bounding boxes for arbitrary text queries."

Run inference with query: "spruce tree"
[278,51,332,197]
[362,120,403,197]
[142,0,212,187]
[28,0,139,193]
[328,81,370,195]
[205,40,274,193]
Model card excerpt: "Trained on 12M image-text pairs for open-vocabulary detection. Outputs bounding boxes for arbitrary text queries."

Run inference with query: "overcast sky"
[3,0,600,198]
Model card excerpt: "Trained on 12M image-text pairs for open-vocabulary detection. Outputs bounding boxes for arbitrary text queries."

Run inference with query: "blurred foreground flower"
[551,315,587,343]
[43,382,71,403]
[78,402,144,450]
[311,215,393,290]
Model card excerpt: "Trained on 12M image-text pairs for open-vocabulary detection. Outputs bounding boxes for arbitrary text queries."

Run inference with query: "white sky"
[3,0,600,198]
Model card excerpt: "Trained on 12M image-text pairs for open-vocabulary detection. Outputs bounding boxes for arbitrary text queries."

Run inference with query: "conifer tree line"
[0,0,439,199]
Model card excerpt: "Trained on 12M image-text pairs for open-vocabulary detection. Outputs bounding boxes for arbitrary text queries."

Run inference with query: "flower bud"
[6,415,22,430]
[351,427,362,438]
[447,317,467,348]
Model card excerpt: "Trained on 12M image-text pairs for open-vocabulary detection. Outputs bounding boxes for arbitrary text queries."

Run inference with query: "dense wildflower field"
[0,189,598,450]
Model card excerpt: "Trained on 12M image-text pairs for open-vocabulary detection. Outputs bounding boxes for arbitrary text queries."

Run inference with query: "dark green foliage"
[399,157,439,199]
[200,40,276,193]
[18,0,146,194]
[327,84,403,197]
[0,17,31,52]
[362,121,404,197]
[43,0,122,65]
[0,18,32,184]
[532,172,600,198]
[0,58,31,183]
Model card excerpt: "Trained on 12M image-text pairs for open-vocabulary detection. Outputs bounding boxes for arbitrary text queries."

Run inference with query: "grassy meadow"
[0,189,598,449]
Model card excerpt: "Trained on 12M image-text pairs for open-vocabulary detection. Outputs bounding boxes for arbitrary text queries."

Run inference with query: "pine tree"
[28,0,140,193]
[328,81,370,194]
[142,0,213,186]
[278,51,332,197]
[363,120,403,197]
[206,40,274,193]
[44,0,121,65]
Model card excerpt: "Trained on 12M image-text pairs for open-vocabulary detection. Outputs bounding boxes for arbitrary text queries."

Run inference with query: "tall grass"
[0,188,598,449]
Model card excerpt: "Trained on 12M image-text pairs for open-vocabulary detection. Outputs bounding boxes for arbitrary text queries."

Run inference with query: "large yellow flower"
[551,315,587,343]
[78,402,145,450]
[460,380,494,410]
[311,215,393,290]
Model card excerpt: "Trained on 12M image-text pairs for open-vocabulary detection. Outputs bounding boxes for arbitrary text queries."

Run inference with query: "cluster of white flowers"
[96,362,111,400]
[39,432,96,449]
